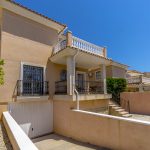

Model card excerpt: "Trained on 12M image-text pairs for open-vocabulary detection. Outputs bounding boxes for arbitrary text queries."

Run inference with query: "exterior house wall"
[0,9,58,103]
[106,66,113,77]
[106,65,126,78]
[112,66,126,78]
[0,8,2,58]
[88,65,126,80]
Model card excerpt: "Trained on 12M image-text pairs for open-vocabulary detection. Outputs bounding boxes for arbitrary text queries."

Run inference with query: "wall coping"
[2,111,38,150]
[53,94,112,101]
[72,109,150,126]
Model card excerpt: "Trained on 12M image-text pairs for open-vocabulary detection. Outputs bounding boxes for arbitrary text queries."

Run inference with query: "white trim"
[72,109,150,126]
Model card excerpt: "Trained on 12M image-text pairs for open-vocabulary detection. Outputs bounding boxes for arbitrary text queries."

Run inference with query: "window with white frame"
[95,71,101,80]
[20,63,46,95]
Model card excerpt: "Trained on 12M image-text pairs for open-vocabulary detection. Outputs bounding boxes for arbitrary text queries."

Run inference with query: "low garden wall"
[2,111,38,150]
[54,100,150,150]
[121,92,150,115]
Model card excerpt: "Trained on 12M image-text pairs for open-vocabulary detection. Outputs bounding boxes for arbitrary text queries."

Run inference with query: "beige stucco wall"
[106,65,126,78]
[121,92,150,115]
[47,63,66,96]
[88,65,126,80]
[112,66,126,78]
[54,100,150,150]
[0,9,58,102]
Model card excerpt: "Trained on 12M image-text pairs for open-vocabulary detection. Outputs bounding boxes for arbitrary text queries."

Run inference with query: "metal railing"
[75,80,104,94]
[17,80,49,96]
[55,80,67,94]
[55,80,104,95]
[53,36,105,57]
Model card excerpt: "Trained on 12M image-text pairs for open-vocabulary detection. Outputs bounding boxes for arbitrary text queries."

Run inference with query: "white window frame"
[95,70,101,81]
[19,62,46,95]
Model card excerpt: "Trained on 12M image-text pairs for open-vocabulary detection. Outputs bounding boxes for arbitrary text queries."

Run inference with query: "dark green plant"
[107,78,127,104]
[0,59,4,85]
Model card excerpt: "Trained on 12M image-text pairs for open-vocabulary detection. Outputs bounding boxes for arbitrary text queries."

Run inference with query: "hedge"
[107,78,127,104]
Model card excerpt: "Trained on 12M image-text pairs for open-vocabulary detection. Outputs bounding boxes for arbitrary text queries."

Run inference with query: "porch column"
[67,56,75,95]
[102,64,107,94]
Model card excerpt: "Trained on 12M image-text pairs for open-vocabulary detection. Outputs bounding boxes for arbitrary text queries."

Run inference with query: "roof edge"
[0,0,67,32]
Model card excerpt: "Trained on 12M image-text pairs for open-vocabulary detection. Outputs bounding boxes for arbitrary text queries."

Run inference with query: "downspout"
[58,26,68,36]
[52,27,68,55]
[73,50,80,110]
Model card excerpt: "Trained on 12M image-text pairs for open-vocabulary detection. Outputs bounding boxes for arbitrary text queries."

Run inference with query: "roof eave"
[0,0,67,33]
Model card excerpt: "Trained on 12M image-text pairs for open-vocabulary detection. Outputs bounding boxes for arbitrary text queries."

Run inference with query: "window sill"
[16,95,49,102]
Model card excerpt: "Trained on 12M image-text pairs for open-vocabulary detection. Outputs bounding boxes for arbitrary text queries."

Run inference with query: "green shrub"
[107,78,127,104]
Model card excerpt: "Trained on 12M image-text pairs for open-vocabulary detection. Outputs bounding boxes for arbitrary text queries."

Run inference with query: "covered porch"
[50,43,112,100]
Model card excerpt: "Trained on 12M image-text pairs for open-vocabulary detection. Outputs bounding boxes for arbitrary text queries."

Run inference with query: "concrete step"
[113,106,122,110]
[109,104,116,107]
[119,111,129,115]
[122,114,132,118]
[115,109,125,112]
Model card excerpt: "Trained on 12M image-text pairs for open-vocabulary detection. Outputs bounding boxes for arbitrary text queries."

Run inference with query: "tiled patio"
[0,122,12,150]
[33,134,111,150]
[131,114,150,122]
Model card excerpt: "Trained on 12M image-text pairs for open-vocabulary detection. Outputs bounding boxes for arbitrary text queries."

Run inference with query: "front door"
[23,65,44,95]
[76,72,85,92]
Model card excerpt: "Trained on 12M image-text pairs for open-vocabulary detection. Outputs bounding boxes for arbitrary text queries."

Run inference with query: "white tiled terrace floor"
[33,134,111,150]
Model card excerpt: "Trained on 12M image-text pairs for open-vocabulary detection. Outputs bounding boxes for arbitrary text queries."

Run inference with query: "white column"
[67,56,75,95]
[102,64,107,94]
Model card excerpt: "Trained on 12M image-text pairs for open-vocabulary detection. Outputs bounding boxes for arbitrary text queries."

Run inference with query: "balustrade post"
[66,31,73,47]
[103,47,107,58]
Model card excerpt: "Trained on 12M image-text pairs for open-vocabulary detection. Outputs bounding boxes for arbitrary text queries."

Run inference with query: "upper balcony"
[127,75,150,85]
[53,31,107,58]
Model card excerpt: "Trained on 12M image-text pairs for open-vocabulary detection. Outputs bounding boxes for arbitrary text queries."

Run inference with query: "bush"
[107,78,127,104]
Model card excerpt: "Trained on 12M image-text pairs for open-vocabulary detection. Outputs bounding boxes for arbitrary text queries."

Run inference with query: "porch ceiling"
[50,47,112,69]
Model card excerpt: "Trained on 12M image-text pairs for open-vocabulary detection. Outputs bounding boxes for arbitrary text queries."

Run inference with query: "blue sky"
[15,0,150,72]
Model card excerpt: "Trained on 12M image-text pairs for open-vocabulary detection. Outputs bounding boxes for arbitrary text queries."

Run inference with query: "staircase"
[109,101,132,118]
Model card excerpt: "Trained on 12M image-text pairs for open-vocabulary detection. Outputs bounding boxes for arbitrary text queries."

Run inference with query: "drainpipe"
[73,50,79,110]
[58,27,68,36]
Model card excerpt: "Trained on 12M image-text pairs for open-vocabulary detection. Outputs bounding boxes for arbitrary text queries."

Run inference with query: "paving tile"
[33,134,111,150]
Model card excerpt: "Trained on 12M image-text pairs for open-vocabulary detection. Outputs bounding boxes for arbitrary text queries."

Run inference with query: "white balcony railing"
[72,36,104,56]
[127,76,150,85]
[142,77,150,84]
[53,35,105,57]
[127,76,141,84]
